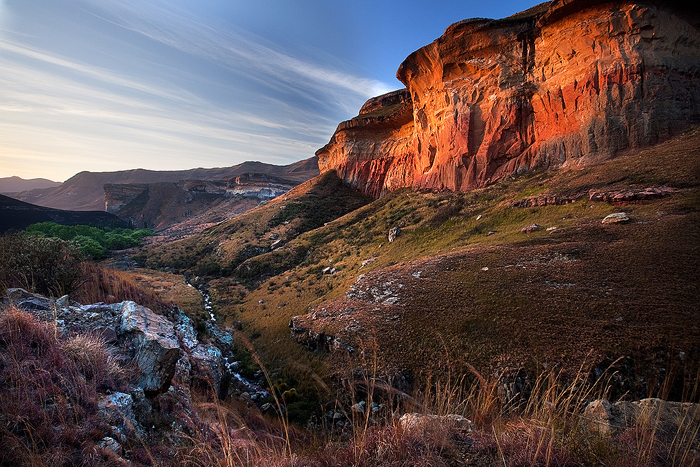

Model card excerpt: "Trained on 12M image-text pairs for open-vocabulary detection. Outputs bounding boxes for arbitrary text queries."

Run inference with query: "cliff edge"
[317,0,700,196]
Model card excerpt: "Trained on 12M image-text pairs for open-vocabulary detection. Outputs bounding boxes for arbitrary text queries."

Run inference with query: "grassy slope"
[142,126,700,403]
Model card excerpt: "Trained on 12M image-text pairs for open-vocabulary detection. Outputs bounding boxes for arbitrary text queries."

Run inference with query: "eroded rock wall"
[318,0,700,196]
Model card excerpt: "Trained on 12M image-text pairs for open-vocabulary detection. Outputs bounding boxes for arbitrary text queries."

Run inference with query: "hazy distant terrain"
[0,176,61,194]
[9,157,319,212]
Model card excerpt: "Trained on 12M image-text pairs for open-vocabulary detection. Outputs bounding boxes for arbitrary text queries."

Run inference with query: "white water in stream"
[187,280,268,397]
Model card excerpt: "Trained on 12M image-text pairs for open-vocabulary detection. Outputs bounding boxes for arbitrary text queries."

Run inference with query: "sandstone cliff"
[317,0,700,196]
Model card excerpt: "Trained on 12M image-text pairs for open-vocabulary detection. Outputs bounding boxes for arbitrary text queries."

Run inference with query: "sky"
[0,0,540,182]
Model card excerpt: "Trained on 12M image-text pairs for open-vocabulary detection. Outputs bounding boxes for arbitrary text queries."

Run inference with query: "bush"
[25,222,154,259]
[0,233,86,297]
[73,235,106,259]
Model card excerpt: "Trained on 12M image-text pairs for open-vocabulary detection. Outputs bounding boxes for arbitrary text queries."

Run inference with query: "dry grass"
[1,304,697,466]
[0,306,127,466]
[72,262,173,314]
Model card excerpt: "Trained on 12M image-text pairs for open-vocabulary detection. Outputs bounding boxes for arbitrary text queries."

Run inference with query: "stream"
[185,276,269,399]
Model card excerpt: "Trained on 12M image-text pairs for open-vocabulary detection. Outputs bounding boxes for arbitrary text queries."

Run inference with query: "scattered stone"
[399,413,475,432]
[476,214,483,220]
[487,231,496,236]
[521,224,540,233]
[584,398,700,437]
[546,226,557,231]
[269,233,279,240]
[352,401,366,413]
[602,212,630,224]
[388,226,401,242]
[361,257,377,268]
[481,267,489,271]
[98,437,122,455]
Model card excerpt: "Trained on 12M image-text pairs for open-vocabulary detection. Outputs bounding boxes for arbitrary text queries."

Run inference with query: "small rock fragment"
[521,224,540,233]
[388,226,401,242]
[602,212,630,224]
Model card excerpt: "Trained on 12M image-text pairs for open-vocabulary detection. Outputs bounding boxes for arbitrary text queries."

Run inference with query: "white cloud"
[0,0,394,180]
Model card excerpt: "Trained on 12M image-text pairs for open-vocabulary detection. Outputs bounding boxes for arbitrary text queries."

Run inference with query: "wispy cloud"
[87,0,393,110]
[0,0,394,180]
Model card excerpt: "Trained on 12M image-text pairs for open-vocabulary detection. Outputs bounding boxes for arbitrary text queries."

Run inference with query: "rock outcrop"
[584,398,700,438]
[317,0,700,197]
[3,288,230,396]
[104,183,149,214]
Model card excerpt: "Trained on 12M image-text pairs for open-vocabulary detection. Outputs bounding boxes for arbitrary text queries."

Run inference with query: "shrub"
[73,235,106,259]
[0,233,86,297]
[26,222,154,259]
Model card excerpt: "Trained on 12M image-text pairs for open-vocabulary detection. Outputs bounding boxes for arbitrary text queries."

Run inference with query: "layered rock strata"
[317,0,700,196]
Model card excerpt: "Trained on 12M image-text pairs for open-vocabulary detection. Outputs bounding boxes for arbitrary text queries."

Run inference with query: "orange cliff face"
[317,0,700,196]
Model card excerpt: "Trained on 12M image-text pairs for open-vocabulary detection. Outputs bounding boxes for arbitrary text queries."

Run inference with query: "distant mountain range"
[8,158,319,212]
[0,176,61,194]
[0,194,123,233]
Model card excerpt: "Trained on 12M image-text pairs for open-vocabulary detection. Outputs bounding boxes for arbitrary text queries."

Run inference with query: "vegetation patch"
[26,221,154,259]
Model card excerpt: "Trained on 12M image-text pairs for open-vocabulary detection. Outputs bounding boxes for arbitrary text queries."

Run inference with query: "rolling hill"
[0,176,61,194]
[0,194,124,233]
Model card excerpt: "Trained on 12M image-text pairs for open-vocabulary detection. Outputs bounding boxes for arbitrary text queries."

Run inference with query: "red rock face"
[318,0,700,196]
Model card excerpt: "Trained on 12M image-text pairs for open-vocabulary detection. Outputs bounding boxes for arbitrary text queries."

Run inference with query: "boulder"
[98,437,122,455]
[584,398,700,437]
[602,212,630,224]
[98,392,138,440]
[388,226,401,242]
[190,343,224,391]
[399,413,475,432]
[119,301,180,393]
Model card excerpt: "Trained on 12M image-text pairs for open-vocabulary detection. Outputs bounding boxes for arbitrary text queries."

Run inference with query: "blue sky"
[0,0,540,182]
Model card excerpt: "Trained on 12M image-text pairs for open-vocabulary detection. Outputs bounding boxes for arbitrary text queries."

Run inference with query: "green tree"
[73,235,105,260]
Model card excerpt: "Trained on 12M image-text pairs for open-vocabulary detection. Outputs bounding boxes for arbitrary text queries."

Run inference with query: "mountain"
[136,0,700,414]
[0,176,61,194]
[103,174,301,232]
[142,122,700,407]
[0,194,124,233]
[9,157,319,212]
[318,0,700,196]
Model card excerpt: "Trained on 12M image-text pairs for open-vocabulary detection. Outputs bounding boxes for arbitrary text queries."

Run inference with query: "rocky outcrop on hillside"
[3,287,233,396]
[104,183,149,213]
[317,0,700,196]
[2,288,272,462]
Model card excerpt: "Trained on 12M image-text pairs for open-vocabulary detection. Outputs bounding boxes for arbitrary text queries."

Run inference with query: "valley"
[2,0,699,465]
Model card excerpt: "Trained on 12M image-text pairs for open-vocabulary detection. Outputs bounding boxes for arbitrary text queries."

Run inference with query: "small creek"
[185,276,268,399]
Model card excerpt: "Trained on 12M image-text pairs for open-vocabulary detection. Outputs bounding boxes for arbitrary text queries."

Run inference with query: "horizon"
[1,0,541,182]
